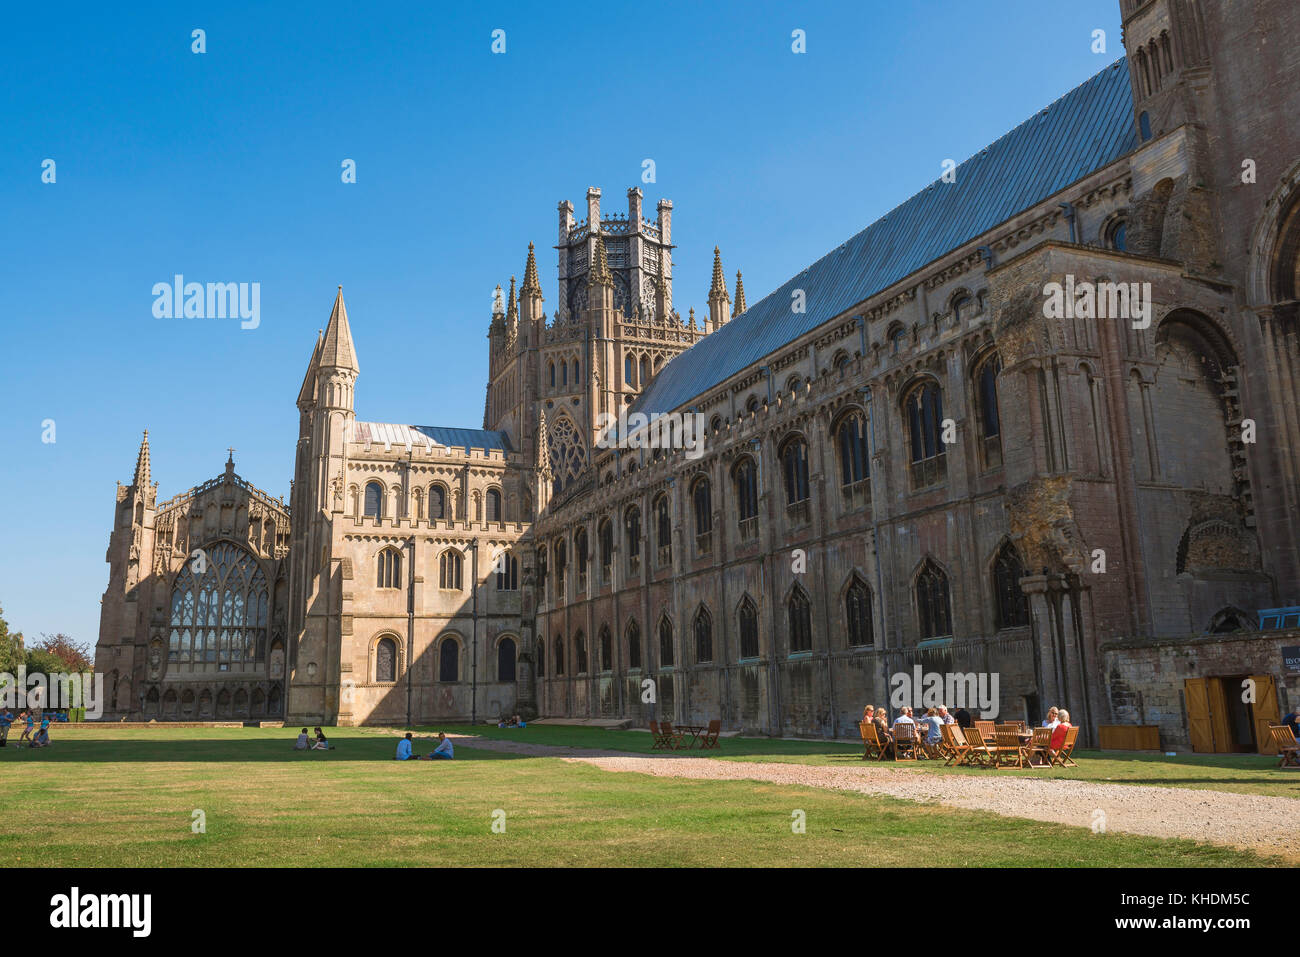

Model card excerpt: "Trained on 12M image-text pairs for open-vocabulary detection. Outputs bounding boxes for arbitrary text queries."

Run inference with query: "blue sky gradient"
[0,0,1122,645]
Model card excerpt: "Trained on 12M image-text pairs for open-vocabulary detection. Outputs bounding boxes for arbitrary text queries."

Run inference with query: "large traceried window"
[904,380,947,489]
[845,575,873,647]
[836,410,871,509]
[439,550,463,590]
[733,456,759,539]
[788,586,812,653]
[738,596,760,659]
[992,542,1030,630]
[377,547,402,588]
[694,606,713,663]
[916,559,953,640]
[169,542,269,673]
[658,617,674,668]
[548,414,587,495]
[973,353,1003,470]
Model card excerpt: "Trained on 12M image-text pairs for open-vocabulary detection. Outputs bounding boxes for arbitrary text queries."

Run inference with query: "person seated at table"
[424,732,454,760]
[395,732,415,761]
[954,707,972,729]
[861,705,874,726]
[922,707,944,750]
[1042,706,1060,729]
[937,705,954,725]
[871,707,894,757]
[1048,709,1072,756]
[894,707,915,727]
[1281,707,1299,739]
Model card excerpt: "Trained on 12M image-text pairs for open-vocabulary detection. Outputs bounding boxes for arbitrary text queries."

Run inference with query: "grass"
[423,723,1300,800]
[0,725,1285,867]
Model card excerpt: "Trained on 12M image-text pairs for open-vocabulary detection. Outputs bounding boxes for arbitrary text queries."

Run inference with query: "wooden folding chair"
[859,721,885,760]
[975,720,996,741]
[659,720,685,751]
[893,722,920,761]
[1269,726,1300,768]
[1050,726,1079,767]
[649,720,667,750]
[1029,727,1053,767]
[993,728,1028,768]
[962,726,995,767]
[698,719,722,750]
[941,723,971,766]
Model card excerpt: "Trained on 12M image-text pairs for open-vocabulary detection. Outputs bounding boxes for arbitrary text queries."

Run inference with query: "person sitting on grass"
[311,727,333,750]
[396,732,414,761]
[30,723,50,749]
[1047,709,1072,759]
[423,732,454,760]
[1042,706,1060,729]
[293,728,310,750]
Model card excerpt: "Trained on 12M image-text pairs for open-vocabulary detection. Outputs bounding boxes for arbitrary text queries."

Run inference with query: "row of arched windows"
[538,543,1031,673]
[548,356,580,391]
[624,352,664,389]
[362,482,504,523]
[371,546,518,592]
[372,634,517,684]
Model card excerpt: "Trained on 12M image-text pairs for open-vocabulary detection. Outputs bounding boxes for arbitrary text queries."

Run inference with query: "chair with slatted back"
[659,720,685,751]
[859,721,885,760]
[649,720,668,750]
[1050,726,1080,767]
[941,723,971,766]
[698,719,722,750]
[1029,727,1053,767]
[962,725,995,767]
[893,722,920,761]
[975,720,996,741]
[1269,726,1300,769]
[994,728,1028,768]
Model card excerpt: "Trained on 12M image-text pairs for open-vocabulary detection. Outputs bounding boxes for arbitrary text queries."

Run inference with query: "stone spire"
[297,329,324,410]
[734,270,747,316]
[132,430,151,489]
[521,242,543,298]
[707,246,731,329]
[506,276,518,322]
[654,267,670,322]
[536,409,552,479]
[320,286,359,374]
[588,233,613,287]
[688,307,698,331]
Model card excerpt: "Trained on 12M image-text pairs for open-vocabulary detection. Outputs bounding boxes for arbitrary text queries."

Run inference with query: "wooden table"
[675,724,706,748]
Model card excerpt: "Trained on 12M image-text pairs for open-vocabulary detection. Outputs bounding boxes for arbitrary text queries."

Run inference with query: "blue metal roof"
[632,58,1137,418]
[352,421,512,453]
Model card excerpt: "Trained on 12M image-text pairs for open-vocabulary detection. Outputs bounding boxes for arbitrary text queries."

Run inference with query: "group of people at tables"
[862,704,1073,760]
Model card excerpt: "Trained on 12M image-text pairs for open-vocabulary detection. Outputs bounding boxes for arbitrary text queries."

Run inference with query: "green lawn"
[422,723,1300,801]
[0,726,1284,867]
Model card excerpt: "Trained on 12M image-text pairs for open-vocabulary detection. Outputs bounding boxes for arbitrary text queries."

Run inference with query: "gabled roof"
[350,421,512,454]
[632,58,1137,417]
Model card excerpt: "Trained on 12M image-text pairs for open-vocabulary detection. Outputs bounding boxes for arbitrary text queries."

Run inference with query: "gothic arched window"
[495,552,518,591]
[658,617,674,668]
[377,547,402,589]
[364,482,383,518]
[788,586,812,653]
[845,576,873,647]
[694,606,713,663]
[439,550,463,590]
[627,619,641,669]
[497,637,516,682]
[428,484,446,521]
[168,542,268,673]
[599,519,613,577]
[836,410,871,509]
[733,456,759,528]
[692,477,712,537]
[625,354,634,387]
[780,434,810,506]
[486,487,502,522]
[625,506,641,572]
[973,353,1003,470]
[738,596,759,659]
[599,626,612,672]
[549,361,556,388]
[554,637,565,675]
[904,380,946,488]
[536,639,545,677]
[547,414,587,493]
[654,493,671,565]
[439,638,459,682]
[375,636,398,683]
[574,631,588,674]
[916,559,953,639]
[992,542,1030,630]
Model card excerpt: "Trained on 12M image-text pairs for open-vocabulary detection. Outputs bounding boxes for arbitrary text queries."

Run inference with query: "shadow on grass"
[0,737,526,763]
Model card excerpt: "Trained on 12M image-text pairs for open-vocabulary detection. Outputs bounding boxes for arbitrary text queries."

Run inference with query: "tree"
[29,634,93,673]
[0,604,24,677]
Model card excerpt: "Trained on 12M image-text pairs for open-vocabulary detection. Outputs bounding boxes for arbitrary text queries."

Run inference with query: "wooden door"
[1207,678,1233,753]
[1184,678,1215,752]
[1250,674,1280,754]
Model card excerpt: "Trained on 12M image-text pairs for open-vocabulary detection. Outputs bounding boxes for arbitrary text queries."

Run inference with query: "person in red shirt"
[1049,709,1072,753]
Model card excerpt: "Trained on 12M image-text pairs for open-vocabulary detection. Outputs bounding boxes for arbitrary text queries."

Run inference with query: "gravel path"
[448,734,1299,861]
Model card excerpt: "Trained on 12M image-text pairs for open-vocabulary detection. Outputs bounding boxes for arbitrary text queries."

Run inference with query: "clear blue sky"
[0,0,1123,646]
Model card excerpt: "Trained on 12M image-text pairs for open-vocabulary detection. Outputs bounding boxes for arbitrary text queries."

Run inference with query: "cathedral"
[95,0,1300,752]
